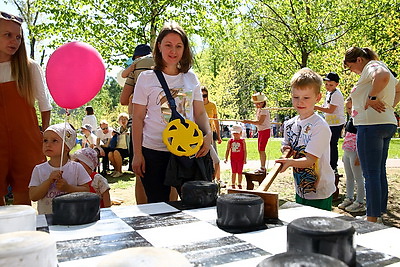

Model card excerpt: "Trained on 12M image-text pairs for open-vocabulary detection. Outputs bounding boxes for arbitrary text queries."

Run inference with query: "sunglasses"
[0,11,23,24]
[202,94,208,98]
[101,127,108,130]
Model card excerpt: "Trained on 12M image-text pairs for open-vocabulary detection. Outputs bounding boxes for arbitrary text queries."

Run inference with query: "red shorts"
[230,160,244,174]
[258,129,271,152]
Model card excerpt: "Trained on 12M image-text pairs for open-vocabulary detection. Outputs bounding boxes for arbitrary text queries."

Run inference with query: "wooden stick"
[227,149,292,219]
[255,149,291,192]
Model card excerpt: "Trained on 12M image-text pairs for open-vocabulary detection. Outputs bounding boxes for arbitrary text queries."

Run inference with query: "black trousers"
[329,124,344,170]
[141,147,171,203]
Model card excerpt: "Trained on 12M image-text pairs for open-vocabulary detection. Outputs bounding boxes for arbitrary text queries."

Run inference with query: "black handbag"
[154,70,213,189]
[345,117,357,134]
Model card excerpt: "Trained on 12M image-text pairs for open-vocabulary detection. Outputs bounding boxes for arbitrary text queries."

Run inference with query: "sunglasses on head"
[0,11,23,24]
[202,94,208,98]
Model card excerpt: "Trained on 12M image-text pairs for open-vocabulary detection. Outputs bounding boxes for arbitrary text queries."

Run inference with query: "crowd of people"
[1,11,400,224]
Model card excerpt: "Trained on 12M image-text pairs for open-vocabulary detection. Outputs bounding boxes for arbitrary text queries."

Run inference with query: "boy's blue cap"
[323,72,340,83]
[133,44,152,57]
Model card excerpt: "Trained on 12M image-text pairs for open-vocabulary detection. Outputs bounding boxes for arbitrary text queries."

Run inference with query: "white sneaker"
[112,171,123,178]
[345,201,366,213]
[217,180,226,188]
[356,215,383,224]
[338,198,353,209]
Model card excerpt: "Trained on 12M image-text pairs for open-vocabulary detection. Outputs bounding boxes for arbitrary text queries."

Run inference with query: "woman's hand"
[196,132,212,158]
[132,153,146,178]
[365,98,386,113]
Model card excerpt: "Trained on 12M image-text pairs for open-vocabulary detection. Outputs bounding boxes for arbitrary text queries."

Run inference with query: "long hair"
[153,21,193,73]
[10,27,35,106]
[343,47,379,65]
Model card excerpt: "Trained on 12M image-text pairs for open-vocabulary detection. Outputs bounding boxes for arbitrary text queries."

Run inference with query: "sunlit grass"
[216,137,400,160]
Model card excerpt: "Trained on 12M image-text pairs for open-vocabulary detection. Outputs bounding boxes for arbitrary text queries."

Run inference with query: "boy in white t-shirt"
[276,68,336,211]
[29,123,91,214]
[314,72,345,173]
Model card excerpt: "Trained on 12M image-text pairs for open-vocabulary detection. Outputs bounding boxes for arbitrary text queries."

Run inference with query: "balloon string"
[60,109,70,170]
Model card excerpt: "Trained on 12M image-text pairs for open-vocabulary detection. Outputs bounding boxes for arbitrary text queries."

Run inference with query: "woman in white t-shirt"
[132,22,212,203]
[343,47,400,223]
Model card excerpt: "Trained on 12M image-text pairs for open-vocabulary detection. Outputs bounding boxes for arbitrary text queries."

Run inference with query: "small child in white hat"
[29,123,91,214]
[224,125,247,189]
[73,148,111,208]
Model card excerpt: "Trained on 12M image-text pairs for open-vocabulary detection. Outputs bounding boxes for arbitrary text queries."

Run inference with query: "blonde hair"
[290,68,322,95]
[9,26,35,106]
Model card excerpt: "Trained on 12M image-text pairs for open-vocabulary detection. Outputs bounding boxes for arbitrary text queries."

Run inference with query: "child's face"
[345,101,352,115]
[233,132,241,139]
[324,81,338,92]
[74,159,91,174]
[119,116,128,126]
[43,131,66,157]
[255,102,265,108]
[82,129,90,136]
[291,87,321,119]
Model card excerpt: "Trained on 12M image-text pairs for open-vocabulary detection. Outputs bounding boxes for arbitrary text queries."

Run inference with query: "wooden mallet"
[227,149,292,219]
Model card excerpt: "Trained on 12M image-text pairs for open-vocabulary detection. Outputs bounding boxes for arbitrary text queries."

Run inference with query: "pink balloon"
[46,42,105,109]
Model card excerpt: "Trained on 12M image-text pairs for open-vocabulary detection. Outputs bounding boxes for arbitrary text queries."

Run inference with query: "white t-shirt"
[282,113,336,199]
[133,70,202,151]
[0,60,52,112]
[83,132,97,147]
[323,89,345,126]
[351,60,398,126]
[29,160,92,214]
[96,128,113,146]
[257,108,271,131]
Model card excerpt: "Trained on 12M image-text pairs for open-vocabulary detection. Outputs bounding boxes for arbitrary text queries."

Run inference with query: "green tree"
[32,0,241,67]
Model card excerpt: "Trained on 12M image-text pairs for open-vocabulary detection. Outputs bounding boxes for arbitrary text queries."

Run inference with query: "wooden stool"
[244,171,267,190]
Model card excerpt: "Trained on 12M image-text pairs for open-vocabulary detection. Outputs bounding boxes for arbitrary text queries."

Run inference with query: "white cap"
[231,125,242,134]
[44,123,76,150]
[73,148,99,170]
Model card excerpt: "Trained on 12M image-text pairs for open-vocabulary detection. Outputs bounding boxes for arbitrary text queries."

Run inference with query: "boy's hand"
[275,158,295,172]
[280,145,291,154]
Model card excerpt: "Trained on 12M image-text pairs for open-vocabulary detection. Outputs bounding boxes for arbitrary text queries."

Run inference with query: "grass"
[216,137,400,160]
[106,174,136,188]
